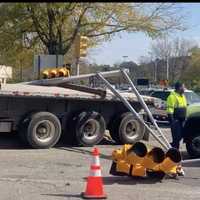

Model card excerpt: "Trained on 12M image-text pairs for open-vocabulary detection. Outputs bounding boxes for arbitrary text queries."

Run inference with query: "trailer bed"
[0,83,154,104]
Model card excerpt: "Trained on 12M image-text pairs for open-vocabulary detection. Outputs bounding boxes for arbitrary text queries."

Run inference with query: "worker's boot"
[176,165,185,176]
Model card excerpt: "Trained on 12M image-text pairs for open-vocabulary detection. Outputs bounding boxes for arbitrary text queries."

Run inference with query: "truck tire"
[19,120,30,146]
[109,112,145,144]
[186,135,200,158]
[143,128,150,141]
[20,112,61,149]
[18,111,36,146]
[75,111,106,146]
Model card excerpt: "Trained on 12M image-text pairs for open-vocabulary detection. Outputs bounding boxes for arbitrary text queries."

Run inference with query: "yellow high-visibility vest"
[166,91,187,114]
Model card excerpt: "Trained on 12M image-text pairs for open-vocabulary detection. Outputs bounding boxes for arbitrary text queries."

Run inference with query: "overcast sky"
[87,3,200,66]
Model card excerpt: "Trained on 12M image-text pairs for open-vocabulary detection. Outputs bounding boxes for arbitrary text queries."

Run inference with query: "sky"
[88,3,200,66]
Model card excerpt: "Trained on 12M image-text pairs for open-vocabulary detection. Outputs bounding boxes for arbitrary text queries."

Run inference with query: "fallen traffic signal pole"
[25,70,122,86]
[96,69,186,178]
[96,70,170,150]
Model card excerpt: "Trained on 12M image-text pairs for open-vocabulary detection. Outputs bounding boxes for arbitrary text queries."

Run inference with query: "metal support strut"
[96,71,171,151]
[120,69,171,149]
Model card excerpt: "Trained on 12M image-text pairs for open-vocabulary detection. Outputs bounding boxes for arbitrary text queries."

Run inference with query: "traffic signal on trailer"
[41,66,71,79]
[57,67,70,77]
[49,68,57,78]
[42,68,50,79]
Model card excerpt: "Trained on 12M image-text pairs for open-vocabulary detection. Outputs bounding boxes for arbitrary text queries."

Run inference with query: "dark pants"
[170,119,184,149]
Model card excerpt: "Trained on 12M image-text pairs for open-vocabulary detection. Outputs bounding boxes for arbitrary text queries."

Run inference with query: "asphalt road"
[0,128,199,200]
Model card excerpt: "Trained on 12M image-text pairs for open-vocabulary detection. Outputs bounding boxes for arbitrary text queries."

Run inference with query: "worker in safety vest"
[166,82,187,149]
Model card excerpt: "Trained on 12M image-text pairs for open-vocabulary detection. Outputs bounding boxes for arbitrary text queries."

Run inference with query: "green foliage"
[181,47,200,90]
[0,3,185,80]
[0,3,185,54]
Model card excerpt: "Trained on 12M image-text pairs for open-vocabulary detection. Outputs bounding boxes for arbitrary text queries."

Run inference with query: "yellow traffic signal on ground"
[110,143,182,178]
[75,35,89,58]
[158,148,181,175]
[126,142,148,177]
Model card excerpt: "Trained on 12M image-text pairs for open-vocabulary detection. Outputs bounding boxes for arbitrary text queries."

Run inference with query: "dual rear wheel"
[109,112,146,144]
[19,111,145,148]
[19,112,61,149]
[66,111,106,146]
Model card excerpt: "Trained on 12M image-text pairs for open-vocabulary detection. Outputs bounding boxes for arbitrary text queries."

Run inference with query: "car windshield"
[150,90,200,105]
[150,91,170,101]
[184,91,200,104]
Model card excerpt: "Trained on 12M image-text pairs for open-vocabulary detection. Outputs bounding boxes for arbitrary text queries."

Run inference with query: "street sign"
[0,65,12,84]
[0,65,12,79]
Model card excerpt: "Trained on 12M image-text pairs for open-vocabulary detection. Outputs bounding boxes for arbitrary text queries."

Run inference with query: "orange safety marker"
[82,147,107,199]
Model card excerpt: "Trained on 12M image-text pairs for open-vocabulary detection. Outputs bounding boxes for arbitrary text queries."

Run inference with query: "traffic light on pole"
[80,36,89,57]
[75,35,89,58]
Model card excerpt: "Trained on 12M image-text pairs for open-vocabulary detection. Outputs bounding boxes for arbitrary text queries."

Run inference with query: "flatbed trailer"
[0,70,156,148]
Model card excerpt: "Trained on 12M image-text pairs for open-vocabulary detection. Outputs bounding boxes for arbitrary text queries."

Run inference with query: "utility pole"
[166,56,169,81]
[76,57,80,76]
[154,58,159,83]
[37,55,41,80]
[122,56,128,65]
[20,58,23,81]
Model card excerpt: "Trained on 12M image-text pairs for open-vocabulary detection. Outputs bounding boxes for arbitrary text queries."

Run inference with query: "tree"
[182,47,200,91]
[0,3,187,81]
[149,36,197,82]
[0,3,186,56]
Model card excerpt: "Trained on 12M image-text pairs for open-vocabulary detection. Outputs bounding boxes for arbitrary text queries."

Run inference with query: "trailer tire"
[186,135,200,158]
[109,114,122,144]
[75,111,106,146]
[18,111,37,146]
[110,112,145,144]
[19,119,30,146]
[20,112,61,149]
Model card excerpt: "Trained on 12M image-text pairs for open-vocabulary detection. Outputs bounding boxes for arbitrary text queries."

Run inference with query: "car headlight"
[153,98,165,109]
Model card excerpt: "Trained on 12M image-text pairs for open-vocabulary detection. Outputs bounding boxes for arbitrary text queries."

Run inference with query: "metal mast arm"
[96,72,169,150]
[120,69,171,149]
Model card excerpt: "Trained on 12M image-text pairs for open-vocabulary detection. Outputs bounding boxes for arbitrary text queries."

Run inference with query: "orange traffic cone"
[82,147,107,199]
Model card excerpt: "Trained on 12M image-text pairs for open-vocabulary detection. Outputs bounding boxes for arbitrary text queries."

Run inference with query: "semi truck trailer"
[0,70,156,149]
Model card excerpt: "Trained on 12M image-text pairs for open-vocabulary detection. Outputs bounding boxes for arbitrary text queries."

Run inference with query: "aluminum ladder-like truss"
[96,69,171,151]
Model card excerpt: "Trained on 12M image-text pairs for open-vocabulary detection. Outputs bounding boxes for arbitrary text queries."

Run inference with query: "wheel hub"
[192,138,200,151]
[35,120,55,142]
[126,121,137,136]
[83,120,99,139]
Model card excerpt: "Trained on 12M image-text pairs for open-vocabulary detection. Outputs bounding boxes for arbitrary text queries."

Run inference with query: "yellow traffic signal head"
[143,147,165,170]
[41,66,70,79]
[158,148,182,175]
[127,142,148,158]
[49,68,58,78]
[42,68,50,79]
[75,35,89,58]
[57,67,70,77]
